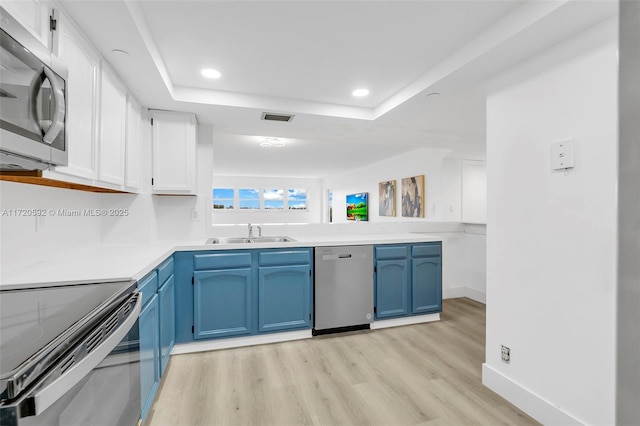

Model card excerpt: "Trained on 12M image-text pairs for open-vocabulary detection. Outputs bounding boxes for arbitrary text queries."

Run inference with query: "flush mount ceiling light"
[352,88,370,97]
[111,49,130,56]
[201,68,221,79]
[260,137,285,148]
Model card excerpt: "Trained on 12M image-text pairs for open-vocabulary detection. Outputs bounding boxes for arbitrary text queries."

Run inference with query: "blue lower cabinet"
[374,243,442,320]
[138,256,174,423]
[158,274,175,375]
[375,258,410,319]
[258,265,311,332]
[181,248,313,343]
[139,294,160,422]
[412,256,442,314]
[193,268,252,339]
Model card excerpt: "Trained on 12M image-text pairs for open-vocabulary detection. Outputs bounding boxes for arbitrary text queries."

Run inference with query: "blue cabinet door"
[139,294,159,422]
[411,256,442,314]
[193,268,252,339]
[258,265,311,332]
[158,274,175,376]
[375,258,409,319]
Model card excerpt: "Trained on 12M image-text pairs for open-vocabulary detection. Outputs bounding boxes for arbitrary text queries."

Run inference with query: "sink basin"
[206,236,296,244]
[252,236,296,243]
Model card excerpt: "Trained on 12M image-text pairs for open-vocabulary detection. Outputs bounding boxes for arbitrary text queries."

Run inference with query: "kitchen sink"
[206,236,296,244]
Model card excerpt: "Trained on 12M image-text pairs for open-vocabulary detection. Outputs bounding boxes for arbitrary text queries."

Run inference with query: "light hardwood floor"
[147,298,539,426]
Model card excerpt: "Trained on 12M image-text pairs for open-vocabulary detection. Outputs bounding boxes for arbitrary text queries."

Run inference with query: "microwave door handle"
[42,66,65,144]
[30,293,142,416]
[28,69,44,135]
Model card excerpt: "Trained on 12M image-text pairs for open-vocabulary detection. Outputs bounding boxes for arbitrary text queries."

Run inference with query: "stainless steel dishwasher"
[314,245,374,334]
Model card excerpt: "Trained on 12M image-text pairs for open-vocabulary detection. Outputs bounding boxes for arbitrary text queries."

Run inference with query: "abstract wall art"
[401,175,425,218]
[378,180,396,216]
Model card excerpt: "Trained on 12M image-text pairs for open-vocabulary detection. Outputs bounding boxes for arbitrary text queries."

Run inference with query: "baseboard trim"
[370,313,440,330]
[482,363,583,425]
[443,286,486,304]
[171,330,312,355]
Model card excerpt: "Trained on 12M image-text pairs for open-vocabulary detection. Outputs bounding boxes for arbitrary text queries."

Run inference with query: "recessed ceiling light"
[201,68,221,79]
[260,137,285,148]
[352,88,369,97]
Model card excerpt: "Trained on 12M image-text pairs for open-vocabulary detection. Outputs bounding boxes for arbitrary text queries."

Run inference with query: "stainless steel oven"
[0,281,142,426]
[0,6,67,171]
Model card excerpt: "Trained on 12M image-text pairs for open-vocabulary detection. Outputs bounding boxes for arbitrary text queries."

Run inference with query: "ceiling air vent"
[261,112,295,122]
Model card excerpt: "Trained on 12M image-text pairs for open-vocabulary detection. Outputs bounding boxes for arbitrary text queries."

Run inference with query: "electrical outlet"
[501,345,510,362]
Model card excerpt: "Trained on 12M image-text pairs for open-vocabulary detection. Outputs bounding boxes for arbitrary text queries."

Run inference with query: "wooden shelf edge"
[0,171,129,193]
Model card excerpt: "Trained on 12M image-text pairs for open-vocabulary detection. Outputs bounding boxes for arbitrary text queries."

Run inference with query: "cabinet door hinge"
[309,269,311,277]
[374,266,377,273]
[49,15,57,32]
[309,313,311,321]
[151,178,154,186]
[374,306,377,314]
[191,325,194,334]
[151,118,154,126]
[191,276,194,285]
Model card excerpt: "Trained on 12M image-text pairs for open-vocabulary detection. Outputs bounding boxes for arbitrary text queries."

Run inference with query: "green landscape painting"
[346,193,368,221]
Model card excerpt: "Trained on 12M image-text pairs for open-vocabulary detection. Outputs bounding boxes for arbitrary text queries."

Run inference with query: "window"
[212,187,308,211]
[264,189,284,209]
[288,189,307,210]
[213,188,234,209]
[239,189,260,210]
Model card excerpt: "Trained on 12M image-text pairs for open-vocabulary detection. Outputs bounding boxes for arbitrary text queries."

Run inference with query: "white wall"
[323,147,459,223]
[461,160,487,224]
[211,175,323,224]
[0,181,103,272]
[441,158,463,222]
[483,18,618,425]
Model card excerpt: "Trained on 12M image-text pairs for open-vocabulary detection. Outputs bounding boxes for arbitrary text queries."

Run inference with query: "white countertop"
[0,233,441,290]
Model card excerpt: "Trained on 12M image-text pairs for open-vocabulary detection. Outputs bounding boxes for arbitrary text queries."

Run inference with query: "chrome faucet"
[257,225,262,237]
[248,223,254,238]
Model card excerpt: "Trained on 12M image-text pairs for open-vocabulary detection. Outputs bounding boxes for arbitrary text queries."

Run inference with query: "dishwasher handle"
[321,253,369,261]
[31,292,141,416]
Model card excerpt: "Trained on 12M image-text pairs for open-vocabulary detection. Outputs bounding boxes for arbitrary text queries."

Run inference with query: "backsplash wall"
[0,181,103,267]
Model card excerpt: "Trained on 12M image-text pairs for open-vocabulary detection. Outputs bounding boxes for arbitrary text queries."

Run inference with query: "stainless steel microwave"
[0,7,67,171]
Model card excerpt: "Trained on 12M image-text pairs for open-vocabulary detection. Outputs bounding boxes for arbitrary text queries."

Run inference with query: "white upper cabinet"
[125,95,143,191]
[151,111,197,195]
[52,10,98,180]
[2,0,51,50]
[97,63,127,186]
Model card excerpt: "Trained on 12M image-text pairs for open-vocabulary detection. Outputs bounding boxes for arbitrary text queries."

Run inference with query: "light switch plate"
[551,139,575,170]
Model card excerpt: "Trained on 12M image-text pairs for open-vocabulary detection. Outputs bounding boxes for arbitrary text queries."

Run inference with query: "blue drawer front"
[375,245,408,260]
[157,257,174,284]
[194,252,252,270]
[138,271,158,307]
[258,249,311,266]
[411,243,442,258]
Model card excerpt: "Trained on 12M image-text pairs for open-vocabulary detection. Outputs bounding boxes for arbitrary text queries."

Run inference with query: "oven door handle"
[41,65,66,144]
[32,293,142,415]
